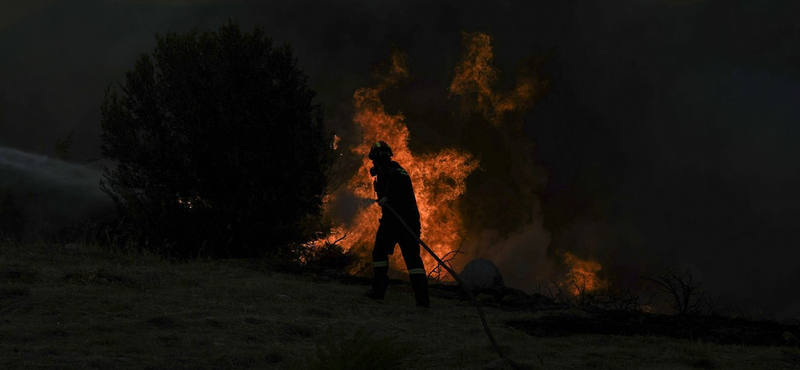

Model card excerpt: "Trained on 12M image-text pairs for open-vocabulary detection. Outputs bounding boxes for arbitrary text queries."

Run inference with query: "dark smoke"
[1,0,798,316]
[0,146,113,238]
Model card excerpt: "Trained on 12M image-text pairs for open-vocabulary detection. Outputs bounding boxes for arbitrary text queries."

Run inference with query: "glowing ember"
[327,52,479,277]
[449,31,541,125]
[560,252,607,296]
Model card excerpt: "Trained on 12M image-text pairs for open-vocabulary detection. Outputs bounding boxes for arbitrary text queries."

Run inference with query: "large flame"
[449,31,541,125]
[322,32,598,292]
[327,52,479,277]
[449,32,604,294]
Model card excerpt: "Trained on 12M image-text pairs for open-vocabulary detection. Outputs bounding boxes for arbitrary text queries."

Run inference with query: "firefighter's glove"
[377,197,389,207]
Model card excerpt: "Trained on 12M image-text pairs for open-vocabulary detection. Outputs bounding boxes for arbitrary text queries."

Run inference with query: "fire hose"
[382,202,529,370]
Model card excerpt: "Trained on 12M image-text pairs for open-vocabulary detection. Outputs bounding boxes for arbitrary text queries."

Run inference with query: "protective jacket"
[367,160,429,307]
[373,161,421,231]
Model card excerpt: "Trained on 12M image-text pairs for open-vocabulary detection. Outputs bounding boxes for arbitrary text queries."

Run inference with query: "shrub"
[295,241,356,272]
[0,192,25,241]
[100,21,334,258]
[643,268,706,316]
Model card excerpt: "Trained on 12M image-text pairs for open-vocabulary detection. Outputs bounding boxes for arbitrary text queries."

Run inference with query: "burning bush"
[100,21,334,258]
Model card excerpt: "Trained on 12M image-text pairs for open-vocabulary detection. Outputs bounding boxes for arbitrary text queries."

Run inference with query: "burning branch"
[572,278,591,306]
[323,135,348,196]
[559,252,608,296]
[427,243,464,283]
[328,233,347,247]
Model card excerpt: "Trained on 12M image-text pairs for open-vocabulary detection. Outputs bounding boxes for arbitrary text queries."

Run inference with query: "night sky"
[1,0,799,317]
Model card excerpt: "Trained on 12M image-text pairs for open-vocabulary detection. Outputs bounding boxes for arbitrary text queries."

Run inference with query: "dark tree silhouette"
[643,268,706,316]
[100,21,334,258]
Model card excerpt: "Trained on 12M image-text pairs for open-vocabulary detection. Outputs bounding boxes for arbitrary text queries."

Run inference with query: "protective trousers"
[371,221,430,307]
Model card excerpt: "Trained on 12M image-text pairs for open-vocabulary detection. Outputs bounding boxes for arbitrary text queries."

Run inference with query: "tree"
[54,129,75,160]
[101,21,334,258]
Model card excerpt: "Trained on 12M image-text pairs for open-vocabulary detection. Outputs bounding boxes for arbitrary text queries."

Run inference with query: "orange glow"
[318,32,543,279]
[324,52,479,277]
[560,252,607,296]
[449,31,540,125]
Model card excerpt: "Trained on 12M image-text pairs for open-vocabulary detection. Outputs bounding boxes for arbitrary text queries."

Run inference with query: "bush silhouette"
[101,21,334,258]
[0,192,25,240]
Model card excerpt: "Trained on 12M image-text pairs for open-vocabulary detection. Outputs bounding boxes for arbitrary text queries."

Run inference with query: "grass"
[1,240,798,370]
[294,328,414,370]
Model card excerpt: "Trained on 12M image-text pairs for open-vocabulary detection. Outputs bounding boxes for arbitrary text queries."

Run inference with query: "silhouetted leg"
[366,224,395,300]
[398,231,429,307]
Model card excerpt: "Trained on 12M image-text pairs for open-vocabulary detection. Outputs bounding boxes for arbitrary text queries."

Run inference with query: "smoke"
[0,146,113,238]
[466,218,553,291]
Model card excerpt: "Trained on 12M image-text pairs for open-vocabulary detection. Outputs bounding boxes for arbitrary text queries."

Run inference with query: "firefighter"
[364,140,430,308]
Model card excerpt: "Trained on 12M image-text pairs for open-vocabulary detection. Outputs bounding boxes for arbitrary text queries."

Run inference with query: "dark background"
[1,0,798,317]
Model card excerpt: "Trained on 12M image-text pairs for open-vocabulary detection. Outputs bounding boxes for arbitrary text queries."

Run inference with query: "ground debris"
[508,309,800,347]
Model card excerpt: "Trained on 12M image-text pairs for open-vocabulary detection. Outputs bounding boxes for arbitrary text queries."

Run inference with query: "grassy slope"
[1,241,798,370]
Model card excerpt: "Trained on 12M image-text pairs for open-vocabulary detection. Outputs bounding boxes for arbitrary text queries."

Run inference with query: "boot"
[364,289,385,300]
[409,274,430,308]
[366,266,389,300]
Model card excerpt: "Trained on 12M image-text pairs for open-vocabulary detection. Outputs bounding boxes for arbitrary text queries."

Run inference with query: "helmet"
[368,140,393,160]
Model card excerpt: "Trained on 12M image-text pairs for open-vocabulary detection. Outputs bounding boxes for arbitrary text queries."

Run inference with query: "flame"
[560,252,607,296]
[320,32,543,280]
[449,31,541,125]
[326,52,479,278]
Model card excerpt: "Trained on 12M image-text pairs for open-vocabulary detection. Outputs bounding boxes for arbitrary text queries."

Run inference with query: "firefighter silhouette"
[363,140,430,308]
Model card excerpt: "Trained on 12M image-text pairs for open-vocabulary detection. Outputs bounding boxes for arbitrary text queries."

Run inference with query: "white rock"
[460,258,505,292]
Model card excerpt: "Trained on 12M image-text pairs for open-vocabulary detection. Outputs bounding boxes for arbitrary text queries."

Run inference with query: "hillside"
[1,241,798,370]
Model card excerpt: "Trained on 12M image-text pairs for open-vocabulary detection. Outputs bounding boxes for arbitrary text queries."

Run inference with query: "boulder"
[459,259,506,298]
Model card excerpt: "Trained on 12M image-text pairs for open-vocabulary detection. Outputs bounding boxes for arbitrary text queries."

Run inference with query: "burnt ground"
[3,242,800,370]
[506,310,800,347]
[465,286,799,347]
[282,265,800,349]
